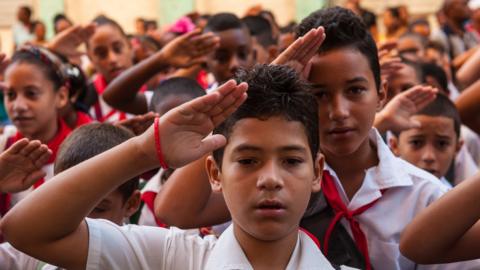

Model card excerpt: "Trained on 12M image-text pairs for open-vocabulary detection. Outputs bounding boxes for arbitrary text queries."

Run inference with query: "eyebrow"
[232,144,308,154]
[310,76,369,89]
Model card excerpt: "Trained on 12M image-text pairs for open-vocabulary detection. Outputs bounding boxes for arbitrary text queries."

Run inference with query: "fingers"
[19,140,42,156]
[6,138,30,155]
[299,27,325,64]
[23,170,47,189]
[29,144,50,163]
[207,82,248,117]
[197,134,227,156]
[34,150,52,168]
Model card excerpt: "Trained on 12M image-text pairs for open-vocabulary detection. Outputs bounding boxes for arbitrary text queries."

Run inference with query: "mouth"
[424,168,438,176]
[13,116,34,124]
[254,199,287,218]
[327,127,355,138]
[109,67,125,78]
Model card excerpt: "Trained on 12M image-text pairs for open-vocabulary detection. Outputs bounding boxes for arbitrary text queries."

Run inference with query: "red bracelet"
[154,117,169,169]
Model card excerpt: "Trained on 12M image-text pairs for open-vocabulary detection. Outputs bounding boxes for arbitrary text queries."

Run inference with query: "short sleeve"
[85,218,216,270]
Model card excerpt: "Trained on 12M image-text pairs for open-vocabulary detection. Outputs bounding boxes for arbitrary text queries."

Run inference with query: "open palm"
[0,139,52,193]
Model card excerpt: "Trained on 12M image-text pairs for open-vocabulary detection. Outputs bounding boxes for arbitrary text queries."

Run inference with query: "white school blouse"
[306,128,480,270]
[85,218,339,270]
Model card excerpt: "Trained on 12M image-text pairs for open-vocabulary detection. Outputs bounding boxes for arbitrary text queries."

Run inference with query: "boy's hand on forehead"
[139,80,247,168]
[115,111,159,136]
[271,26,325,78]
[159,28,219,68]
[375,85,438,134]
[47,24,96,58]
[0,138,52,193]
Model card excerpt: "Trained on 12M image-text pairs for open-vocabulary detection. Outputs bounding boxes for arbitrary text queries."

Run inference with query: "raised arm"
[0,80,247,269]
[155,155,231,229]
[456,46,480,88]
[400,172,480,263]
[102,29,219,115]
[455,79,480,135]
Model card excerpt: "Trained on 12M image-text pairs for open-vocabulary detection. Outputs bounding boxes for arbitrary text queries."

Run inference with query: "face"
[34,23,46,39]
[4,63,67,141]
[387,64,419,103]
[309,48,385,158]
[391,115,460,178]
[425,48,452,81]
[55,19,72,34]
[411,24,431,38]
[397,37,425,62]
[447,0,471,22]
[207,117,322,242]
[88,190,140,225]
[206,28,255,84]
[383,10,399,31]
[87,25,133,83]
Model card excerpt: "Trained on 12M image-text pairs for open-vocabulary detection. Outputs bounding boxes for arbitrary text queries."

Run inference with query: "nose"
[256,160,283,191]
[228,55,241,76]
[329,94,349,121]
[107,49,119,65]
[421,144,436,165]
[11,95,28,112]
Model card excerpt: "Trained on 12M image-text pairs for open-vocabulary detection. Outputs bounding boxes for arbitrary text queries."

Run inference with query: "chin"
[247,223,298,242]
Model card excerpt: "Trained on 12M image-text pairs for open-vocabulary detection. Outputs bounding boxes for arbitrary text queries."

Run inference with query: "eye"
[95,48,108,59]
[5,90,16,101]
[92,207,107,213]
[113,42,124,54]
[237,49,248,60]
[408,139,424,149]
[313,89,328,100]
[436,140,451,150]
[238,158,257,166]
[347,86,366,95]
[284,158,304,167]
[215,51,230,63]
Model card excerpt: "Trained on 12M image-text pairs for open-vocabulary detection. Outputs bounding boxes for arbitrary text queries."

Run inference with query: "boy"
[388,94,474,187]
[242,15,279,64]
[1,65,341,269]
[0,123,141,269]
[156,7,480,269]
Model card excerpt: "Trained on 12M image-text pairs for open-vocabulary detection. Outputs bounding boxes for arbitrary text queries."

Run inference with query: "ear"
[55,85,69,109]
[206,155,222,192]
[312,153,324,193]
[455,138,464,154]
[376,79,388,111]
[123,190,141,218]
[389,135,401,156]
[267,45,279,63]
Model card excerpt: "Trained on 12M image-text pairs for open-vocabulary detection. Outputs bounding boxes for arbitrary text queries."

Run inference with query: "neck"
[323,134,379,199]
[234,224,298,270]
[61,105,78,129]
[30,119,59,144]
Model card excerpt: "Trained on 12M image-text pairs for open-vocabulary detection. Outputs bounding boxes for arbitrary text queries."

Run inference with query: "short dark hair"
[53,13,71,25]
[204,13,245,33]
[408,18,430,31]
[212,64,319,168]
[398,32,428,49]
[397,93,461,138]
[296,7,381,90]
[150,77,205,112]
[20,6,32,18]
[92,15,128,39]
[55,123,139,202]
[242,15,277,47]
[400,57,424,83]
[421,62,449,94]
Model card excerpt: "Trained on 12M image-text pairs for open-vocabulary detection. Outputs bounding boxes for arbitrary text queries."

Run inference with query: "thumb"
[198,134,227,155]
[408,119,421,129]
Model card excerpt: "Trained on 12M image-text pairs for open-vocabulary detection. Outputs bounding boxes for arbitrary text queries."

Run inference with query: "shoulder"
[85,218,216,270]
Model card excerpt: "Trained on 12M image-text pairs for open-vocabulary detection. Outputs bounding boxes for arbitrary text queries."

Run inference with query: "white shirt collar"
[323,128,414,209]
[205,224,334,270]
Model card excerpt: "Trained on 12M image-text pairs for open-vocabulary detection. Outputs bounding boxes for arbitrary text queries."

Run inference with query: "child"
[84,16,139,122]
[242,15,279,64]
[0,64,343,270]
[388,94,476,187]
[102,28,218,115]
[0,123,141,269]
[1,46,70,209]
[156,7,480,269]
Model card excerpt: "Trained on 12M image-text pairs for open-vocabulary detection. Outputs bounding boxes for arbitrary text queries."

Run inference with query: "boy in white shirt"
[0,51,344,269]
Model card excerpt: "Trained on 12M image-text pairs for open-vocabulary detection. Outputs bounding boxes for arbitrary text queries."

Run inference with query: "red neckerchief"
[196,69,208,90]
[75,111,93,128]
[140,191,167,227]
[93,74,147,122]
[322,171,382,270]
[0,119,72,216]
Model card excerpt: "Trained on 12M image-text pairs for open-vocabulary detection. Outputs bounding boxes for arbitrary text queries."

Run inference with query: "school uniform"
[0,243,62,270]
[89,74,147,123]
[0,120,72,216]
[85,218,341,270]
[305,128,480,270]
[453,143,478,185]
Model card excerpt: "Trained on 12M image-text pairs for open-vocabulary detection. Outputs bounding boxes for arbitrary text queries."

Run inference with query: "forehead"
[5,62,47,85]
[89,25,126,47]
[393,64,419,82]
[309,48,375,85]
[398,37,423,49]
[214,28,251,50]
[402,115,456,137]
[225,116,310,153]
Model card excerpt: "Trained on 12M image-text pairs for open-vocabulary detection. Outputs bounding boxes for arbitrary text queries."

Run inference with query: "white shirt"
[306,129,480,270]
[86,218,338,270]
[0,243,61,270]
